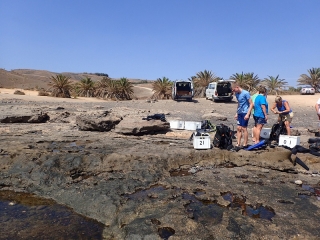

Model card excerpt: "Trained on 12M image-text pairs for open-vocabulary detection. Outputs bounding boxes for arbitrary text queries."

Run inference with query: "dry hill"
[0,69,153,90]
[0,68,155,99]
[0,69,106,90]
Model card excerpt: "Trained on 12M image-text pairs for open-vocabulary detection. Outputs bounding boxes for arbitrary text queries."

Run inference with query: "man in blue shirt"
[246,86,268,144]
[232,83,252,148]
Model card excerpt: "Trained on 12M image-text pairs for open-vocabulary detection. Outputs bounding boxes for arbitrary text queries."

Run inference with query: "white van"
[205,80,234,102]
[172,80,194,101]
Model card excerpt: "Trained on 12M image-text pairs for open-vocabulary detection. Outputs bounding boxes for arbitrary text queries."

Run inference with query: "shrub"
[14,90,25,95]
[38,90,50,96]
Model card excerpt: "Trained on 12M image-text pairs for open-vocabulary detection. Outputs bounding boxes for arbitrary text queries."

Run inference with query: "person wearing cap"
[271,96,293,135]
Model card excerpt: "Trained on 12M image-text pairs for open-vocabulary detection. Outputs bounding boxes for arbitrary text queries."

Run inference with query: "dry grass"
[38,90,50,96]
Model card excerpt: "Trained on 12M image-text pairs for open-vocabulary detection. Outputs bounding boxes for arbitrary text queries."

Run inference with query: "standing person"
[315,97,320,135]
[250,89,259,143]
[271,96,293,135]
[232,82,252,148]
[247,86,268,144]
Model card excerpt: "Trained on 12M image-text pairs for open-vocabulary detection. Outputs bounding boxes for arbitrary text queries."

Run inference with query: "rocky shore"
[0,95,320,239]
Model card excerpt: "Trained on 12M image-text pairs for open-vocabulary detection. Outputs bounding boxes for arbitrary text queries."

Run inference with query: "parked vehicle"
[172,80,194,101]
[205,80,234,102]
[300,87,315,95]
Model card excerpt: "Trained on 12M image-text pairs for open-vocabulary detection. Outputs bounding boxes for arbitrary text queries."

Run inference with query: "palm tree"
[95,76,111,98]
[75,77,95,97]
[188,76,197,82]
[230,72,249,90]
[297,68,320,92]
[118,77,134,100]
[193,70,219,97]
[106,80,121,100]
[152,77,172,99]
[194,70,218,88]
[48,74,73,98]
[262,75,288,95]
[243,72,261,92]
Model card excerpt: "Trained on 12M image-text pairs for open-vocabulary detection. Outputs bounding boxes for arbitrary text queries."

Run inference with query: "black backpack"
[308,138,320,152]
[268,121,287,143]
[201,120,216,131]
[213,124,234,150]
[142,113,166,122]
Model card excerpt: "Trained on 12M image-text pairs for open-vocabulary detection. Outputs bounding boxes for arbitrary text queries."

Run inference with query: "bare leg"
[252,126,257,144]
[284,121,291,135]
[252,126,256,143]
[243,127,248,146]
[255,124,263,143]
[236,126,242,146]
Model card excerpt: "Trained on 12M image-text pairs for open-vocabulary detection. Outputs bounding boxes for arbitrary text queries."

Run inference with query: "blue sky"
[1,0,319,86]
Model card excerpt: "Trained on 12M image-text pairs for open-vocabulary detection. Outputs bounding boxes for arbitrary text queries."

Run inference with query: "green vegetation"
[193,70,220,97]
[118,77,134,100]
[44,67,320,100]
[230,72,261,92]
[94,76,134,100]
[287,86,302,93]
[95,76,111,99]
[297,67,320,92]
[194,70,218,87]
[48,74,73,98]
[152,77,172,99]
[46,75,135,100]
[262,75,287,95]
[243,72,260,92]
[75,77,95,97]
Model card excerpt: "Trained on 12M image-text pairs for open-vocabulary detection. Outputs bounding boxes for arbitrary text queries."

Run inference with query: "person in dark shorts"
[232,82,252,148]
[248,86,268,144]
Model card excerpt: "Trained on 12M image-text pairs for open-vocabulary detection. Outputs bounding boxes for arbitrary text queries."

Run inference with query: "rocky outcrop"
[49,111,72,123]
[202,112,228,121]
[0,134,319,239]
[0,112,50,123]
[114,116,170,135]
[76,111,122,131]
[1,100,320,239]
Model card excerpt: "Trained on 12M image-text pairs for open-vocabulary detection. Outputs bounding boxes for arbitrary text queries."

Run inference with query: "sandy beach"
[1,86,319,107]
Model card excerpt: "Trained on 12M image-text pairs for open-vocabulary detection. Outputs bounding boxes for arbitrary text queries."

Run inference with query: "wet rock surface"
[0,191,105,239]
[0,98,320,239]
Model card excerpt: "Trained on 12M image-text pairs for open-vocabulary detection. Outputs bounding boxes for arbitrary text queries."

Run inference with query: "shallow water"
[0,191,104,240]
